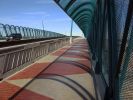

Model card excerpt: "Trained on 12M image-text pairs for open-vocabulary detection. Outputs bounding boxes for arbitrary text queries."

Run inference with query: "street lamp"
[42,20,45,37]
[70,20,73,44]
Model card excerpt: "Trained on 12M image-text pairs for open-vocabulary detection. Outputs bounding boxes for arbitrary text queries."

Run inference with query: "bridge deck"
[0,38,96,100]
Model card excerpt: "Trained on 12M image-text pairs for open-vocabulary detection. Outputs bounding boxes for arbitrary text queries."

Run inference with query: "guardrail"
[0,37,70,79]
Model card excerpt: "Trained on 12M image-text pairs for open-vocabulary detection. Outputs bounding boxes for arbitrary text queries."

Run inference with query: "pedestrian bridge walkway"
[0,38,97,100]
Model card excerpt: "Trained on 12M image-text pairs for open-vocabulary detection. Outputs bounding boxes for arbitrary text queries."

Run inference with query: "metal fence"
[88,0,133,100]
[54,0,133,99]
[0,23,65,39]
[0,37,70,79]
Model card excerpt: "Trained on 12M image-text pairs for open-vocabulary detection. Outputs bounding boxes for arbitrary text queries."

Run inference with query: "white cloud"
[36,0,55,4]
[48,18,70,22]
[22,11,50,16]
[0,17,19,23]
[0,17,40,26]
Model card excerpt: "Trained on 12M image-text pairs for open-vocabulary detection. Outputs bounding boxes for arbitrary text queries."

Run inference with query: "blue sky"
[0,0,83,36]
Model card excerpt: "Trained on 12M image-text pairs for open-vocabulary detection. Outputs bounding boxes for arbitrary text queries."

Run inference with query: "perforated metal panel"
[119,18,133,100]
[54,0,133,100]
[54,0,96,37]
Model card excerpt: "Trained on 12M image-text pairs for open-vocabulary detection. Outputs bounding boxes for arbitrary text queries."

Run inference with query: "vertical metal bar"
[42,20,45,38]
[105,0,118,99]
[70,20,73,44]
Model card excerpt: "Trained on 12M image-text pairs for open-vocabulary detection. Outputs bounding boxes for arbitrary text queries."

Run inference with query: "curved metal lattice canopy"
[54,0,96,37]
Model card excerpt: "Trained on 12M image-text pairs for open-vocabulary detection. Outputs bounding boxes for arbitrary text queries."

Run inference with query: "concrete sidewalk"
[0,38,96,100]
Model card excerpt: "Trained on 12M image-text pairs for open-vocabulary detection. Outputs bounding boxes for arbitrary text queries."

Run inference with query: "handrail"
[0,37,70,79]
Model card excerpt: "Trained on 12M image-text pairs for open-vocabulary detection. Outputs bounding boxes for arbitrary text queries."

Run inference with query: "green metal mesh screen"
[54,0,133,100]
[0,23,65,39]
[54,0,96,37]
[119,18,133,100]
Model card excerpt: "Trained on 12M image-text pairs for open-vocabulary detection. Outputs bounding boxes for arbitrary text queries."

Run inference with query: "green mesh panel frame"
[54,0,96,37]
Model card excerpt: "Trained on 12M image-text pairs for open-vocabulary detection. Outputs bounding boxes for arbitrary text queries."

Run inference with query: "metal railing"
[0,23,66,39]
[0,37,70,79]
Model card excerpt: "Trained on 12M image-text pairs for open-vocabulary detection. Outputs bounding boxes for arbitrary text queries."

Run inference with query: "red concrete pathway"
[0,38,96,100]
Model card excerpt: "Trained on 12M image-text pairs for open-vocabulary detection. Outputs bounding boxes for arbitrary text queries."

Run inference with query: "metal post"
[70,20,73,44]
[42,20,45,37]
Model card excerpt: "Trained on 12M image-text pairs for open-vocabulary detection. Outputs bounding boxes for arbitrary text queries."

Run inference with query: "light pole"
[70,20,73,44]
[42,20,45,37]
